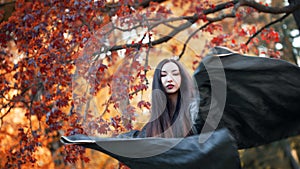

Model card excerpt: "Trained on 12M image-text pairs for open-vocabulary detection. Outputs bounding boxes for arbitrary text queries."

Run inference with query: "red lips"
[166,84,174,89]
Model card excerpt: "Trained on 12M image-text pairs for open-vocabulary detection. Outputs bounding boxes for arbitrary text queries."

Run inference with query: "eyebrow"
[161,70,179,73]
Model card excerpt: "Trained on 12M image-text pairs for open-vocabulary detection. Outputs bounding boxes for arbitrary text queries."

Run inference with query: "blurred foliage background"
[0,0,300,168]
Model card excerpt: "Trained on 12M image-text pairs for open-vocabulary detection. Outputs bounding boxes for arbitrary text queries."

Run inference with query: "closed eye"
[172,70,180,75]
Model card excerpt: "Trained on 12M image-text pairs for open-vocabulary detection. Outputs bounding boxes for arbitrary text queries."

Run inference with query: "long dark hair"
[146,59,199,137]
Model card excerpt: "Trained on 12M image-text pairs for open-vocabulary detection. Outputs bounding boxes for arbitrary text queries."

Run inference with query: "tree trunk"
[289,0,300,30]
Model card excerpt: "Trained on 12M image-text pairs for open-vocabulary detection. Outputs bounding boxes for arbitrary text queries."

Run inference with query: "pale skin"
[160,62,182,118]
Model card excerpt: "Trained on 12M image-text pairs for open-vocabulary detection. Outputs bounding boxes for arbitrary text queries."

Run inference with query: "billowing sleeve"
[193,46,300,149]
[61,128,241,169]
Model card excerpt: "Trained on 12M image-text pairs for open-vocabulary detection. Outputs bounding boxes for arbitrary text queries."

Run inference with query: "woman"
[117,58,200,139]
[144,58,199,138]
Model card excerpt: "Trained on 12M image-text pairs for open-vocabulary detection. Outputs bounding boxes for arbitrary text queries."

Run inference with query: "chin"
[166,90,179,94]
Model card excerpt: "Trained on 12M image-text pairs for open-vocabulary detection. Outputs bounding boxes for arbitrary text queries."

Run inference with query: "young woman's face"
[160,62,182,94]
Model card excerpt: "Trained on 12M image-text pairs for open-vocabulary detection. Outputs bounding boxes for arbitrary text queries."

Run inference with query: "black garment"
[61,46,300,168]
[194,46,300,149]
[61,128,241,169]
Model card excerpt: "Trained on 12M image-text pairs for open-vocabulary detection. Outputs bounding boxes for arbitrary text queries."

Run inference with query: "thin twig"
[245,13,291,45]
[0,83,34,125]
[178,22,211,59]
[143,14,152,86]
[100,96,112,117]
[0,103,15,130]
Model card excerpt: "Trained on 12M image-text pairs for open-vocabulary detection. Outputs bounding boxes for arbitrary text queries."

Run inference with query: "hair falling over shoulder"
[146,59,199,138]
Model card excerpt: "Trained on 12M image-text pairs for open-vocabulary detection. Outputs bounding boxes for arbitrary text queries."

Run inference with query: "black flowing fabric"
[193,46,300,149]
[61,46,300,168]
[60,128,241,169]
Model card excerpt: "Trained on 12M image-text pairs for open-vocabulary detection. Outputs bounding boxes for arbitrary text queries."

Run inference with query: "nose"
[166,75,173,82]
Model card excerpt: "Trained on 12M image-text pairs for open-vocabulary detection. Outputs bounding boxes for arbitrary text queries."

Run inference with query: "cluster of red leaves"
[260,28,280,43]
[261,49,281,59]
[237,26,257,37]
[235,7,256,21]
[137,100,151,109]
[203,23,223,35]
[64,145,90,164]
[109,54,149,130]
[83,112,112,136]
[5,128,41,168]
[180,0,216,18]
[63,111,90,164]
[0,0,112,167]
[210,34,230,46]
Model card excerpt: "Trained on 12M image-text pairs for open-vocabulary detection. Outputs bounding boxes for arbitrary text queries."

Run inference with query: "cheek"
[174,76,182,85]
[160,77,165,84]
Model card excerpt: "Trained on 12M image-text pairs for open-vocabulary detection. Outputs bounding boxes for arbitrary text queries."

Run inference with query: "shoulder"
[208,46,237,56]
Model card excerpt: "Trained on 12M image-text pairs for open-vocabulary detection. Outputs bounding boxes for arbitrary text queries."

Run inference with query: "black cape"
[61,46,300,168]
[193,46,300,149]
[61,128,241,169]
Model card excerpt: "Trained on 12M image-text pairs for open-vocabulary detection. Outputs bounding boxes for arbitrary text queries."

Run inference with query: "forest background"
[1,0,300,168]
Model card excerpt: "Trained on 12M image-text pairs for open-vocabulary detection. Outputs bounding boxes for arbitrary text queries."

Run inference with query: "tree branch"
[178,6,239,59]
[137,0,167,8]
[94,1,239,56]
[240,0,300,14]
[100,0,300,58]
[0,1,16,7]
[100,0,167,16]
[245,13,290,45]
[289,0,300,30]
